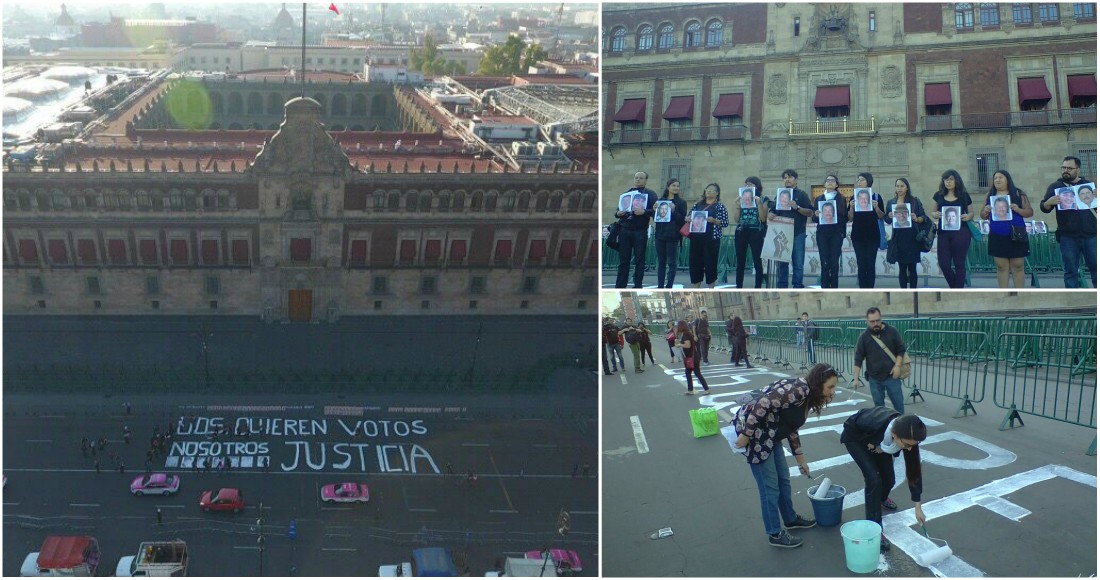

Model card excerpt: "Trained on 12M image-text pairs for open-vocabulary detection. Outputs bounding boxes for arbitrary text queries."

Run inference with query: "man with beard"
[602,316,624,374]
[851,307,908,413]
[1040,156,1096,288]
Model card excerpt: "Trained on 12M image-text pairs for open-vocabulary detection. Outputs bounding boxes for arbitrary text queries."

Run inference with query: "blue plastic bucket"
[840,520,882,574]
[807,483,846,527]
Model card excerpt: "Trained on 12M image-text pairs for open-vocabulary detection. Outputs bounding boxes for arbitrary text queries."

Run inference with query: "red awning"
[924,83,952,106]
[38,536,94,569]
[1068,74,1097,98]
[662,96,695,121]
[814,86,850,108]
[613,99,646,123]
[712,93,744,117]
[1017,77,1052,103]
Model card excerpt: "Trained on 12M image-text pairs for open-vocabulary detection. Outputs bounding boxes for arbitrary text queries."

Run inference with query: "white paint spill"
[603,446,637,457]
[876,554,890,573]
[629,416,650,454]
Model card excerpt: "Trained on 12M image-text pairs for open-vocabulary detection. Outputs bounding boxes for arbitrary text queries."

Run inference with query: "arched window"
[705,19,723,46]
[684,21,702,48]
[405,192,418,211]
[657,23,675,49]
[637,25,654,51]
[979,3,1000,25]
[609,27,626,53]
[955,3,975,28]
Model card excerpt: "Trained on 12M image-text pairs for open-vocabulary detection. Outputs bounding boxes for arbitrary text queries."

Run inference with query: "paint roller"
[913,524,953,567]
[808,473,832,499]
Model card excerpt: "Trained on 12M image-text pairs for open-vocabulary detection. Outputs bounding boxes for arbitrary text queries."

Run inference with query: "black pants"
[816,229,844,288]
[689,236,721,285]
[732,342,749,365]
[697,335,711,363]
[616,228,648,288]
[898,262,919,288]
[844,442,895,526]
[684,364,708,392]
[655,238,680,288]
[852,238,879,288]
[735,228,765,288]
[639,340,655,364]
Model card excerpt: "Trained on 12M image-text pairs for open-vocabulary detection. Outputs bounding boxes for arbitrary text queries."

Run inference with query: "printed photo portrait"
[990,195,1013,221]
[941,206,961,231]
[1056,187,1077,211]
[776,188,793,211]
[892,202,912,229]
[1075,183,1096,209]
[739,187,756,209]
[1034,221,1048,234]
[979,219,991,235]
[689,210,708,233]
[654,200,672,223]
[1025,221,1034,235]
[818,199,838,225]
[854,188,873,212]
[618,192,634,213]
[631,192,648,212]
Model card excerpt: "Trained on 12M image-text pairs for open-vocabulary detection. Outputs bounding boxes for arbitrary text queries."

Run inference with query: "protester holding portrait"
[1040,156,1095,288]
[653,179,688,289]
[733,176,770,289]
[613,171,658,289]
[766,170,813,288]
[847,173,886,288]
[813,174,848,288]
[688,183,729,288]
[930,169,974,289]
[980,169,1033,288]
[884,178,927,288]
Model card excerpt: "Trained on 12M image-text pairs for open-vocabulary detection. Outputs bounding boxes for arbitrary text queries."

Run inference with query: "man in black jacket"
[766,169,814,288]
[852,307,907,413]
[614,171,657,288]
[1039,156,1095,288]
[694,309,712,365]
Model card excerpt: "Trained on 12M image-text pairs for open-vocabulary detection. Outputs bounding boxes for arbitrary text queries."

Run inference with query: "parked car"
[320,482,370,504]
[199,488,244,513]
[130,473,180,496]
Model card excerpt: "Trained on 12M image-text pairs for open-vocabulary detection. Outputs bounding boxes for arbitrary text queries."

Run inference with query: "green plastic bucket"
[840,520,881,574]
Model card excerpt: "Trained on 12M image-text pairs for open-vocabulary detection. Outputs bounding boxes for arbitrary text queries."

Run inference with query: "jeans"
[806,339,816,364]
[868,376,905,413]
[655,238,681,288]
[616,228,649,288]
[816,229,844,288]
[689,237,721,285]
[747,447,798,535]
[607,344,625,370]
[697,335,711,363]
[937,229,971,288]
[735,228,765,288]
[776,232,806,288]
[601,343,610,374]
[844,441,897,526]
[852,238,879,288]
[628,342,642,371]
[1059,235,1098,288]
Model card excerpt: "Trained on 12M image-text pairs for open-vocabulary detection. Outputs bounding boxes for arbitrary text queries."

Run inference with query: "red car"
[199,488,244,513]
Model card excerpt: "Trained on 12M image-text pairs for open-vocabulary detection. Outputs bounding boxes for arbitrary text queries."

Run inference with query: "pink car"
[320,482,370,504]
[130,473,180,496]
[525,549,582,575]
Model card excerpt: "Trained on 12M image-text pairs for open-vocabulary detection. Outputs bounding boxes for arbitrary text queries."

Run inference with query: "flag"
[329,3,339,15]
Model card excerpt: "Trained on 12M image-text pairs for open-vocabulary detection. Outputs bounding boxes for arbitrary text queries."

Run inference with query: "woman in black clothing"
[813,174,849,288]
[730,316,752,367]
[688,183,730,288]
[654,179,688,288]
[930,169,975,289]
[840,409,928,552]
[636,321,656,367]
[676,320,709,396]
[664,321,678,363]
[733,176,770,288]
[847,172,887,288]
[885,178,928,288]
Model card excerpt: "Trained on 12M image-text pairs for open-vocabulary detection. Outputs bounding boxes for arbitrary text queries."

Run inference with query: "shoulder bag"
[606,221,621,250]
[870,333,911,380]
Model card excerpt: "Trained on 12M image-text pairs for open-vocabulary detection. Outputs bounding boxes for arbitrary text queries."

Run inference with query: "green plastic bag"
[689,407,719,438]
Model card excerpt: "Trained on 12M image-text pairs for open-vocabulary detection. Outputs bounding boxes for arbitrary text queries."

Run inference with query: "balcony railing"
[606,124,747,145]
[920,108,1097,132]
[788,117,876,136]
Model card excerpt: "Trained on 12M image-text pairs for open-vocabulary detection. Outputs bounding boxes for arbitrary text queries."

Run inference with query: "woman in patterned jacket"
[732,363,839,548]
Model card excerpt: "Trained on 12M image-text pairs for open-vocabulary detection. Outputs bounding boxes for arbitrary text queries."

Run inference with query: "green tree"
[477,35,547,76]
[411,33,447,75]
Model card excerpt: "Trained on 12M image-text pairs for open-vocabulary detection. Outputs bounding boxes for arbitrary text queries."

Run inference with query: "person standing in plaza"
[767,169,813,288]
[980,170,1034,288]
[1040,156,1095,288]
[731,364,839,548]
[726,313,738,363]
[885,178,927,288]
[618,318,646,374]
[602,316,624,374]
[852,307,908,413]
[930,169,975,288]
[813,174,849,288]
[730,316,752,368]
[688,184,729,288]
[733,176,769,289]
[800,312,817,365]
[694,309,713,365]
[848,172,886,288]
[654,178,688,288]
[614,171,657,288]
[675,320,709,396]
[636,320,656,367]
[665,320,679,363]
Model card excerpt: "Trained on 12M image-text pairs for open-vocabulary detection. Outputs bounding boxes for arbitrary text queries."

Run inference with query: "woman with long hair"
[730,316,752,367]
[733,176,769,288]
[980,169,1034,288]
[675,320,709,395]
[654,179,688,288]
[636,320,656,367]
[688,183,730,288]
[847,172,886,288]
[885,178,927,288]
[841,410,929,552]
[814,174,848,288]
[930,169,974,288]
[731,363,839,548]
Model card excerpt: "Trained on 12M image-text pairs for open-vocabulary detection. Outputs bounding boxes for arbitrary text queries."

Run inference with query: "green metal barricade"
[903,329,990,417]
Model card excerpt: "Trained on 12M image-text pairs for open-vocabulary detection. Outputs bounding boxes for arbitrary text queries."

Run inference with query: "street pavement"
[601,346,1097,577]
[3,373,598,577]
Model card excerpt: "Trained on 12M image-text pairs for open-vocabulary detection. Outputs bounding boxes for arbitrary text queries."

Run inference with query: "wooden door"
[288,289,312,322]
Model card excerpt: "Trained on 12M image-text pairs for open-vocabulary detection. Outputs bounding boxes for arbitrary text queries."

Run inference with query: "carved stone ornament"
[253,97,350,177]
[881,65,902,98]
[767,74,788,105]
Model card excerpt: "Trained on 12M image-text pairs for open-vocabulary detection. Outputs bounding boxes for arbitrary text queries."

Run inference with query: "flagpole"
[301,2,306,97]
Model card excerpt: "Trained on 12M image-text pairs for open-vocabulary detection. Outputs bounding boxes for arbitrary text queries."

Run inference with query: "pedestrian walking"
[80,437,89,457]
[730,363,839,548]
[664,321,679,363]
[119,462,125,473]
[841,409,928,552]
[156,508,163,525]
[848,172,887,288]
[123,428,131,445]
[852,307,908,413]
[98,437,106,451]
[730,316,753,368]
[124,401,131,415]
[1041,156,1096,288]
[571,464,579,479]
[676,320,709,395]
[466,469,477,486]
[145,460,152,475]
[94,458,101,473]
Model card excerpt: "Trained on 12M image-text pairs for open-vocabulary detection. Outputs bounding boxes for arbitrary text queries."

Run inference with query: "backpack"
[624,328,641,345]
